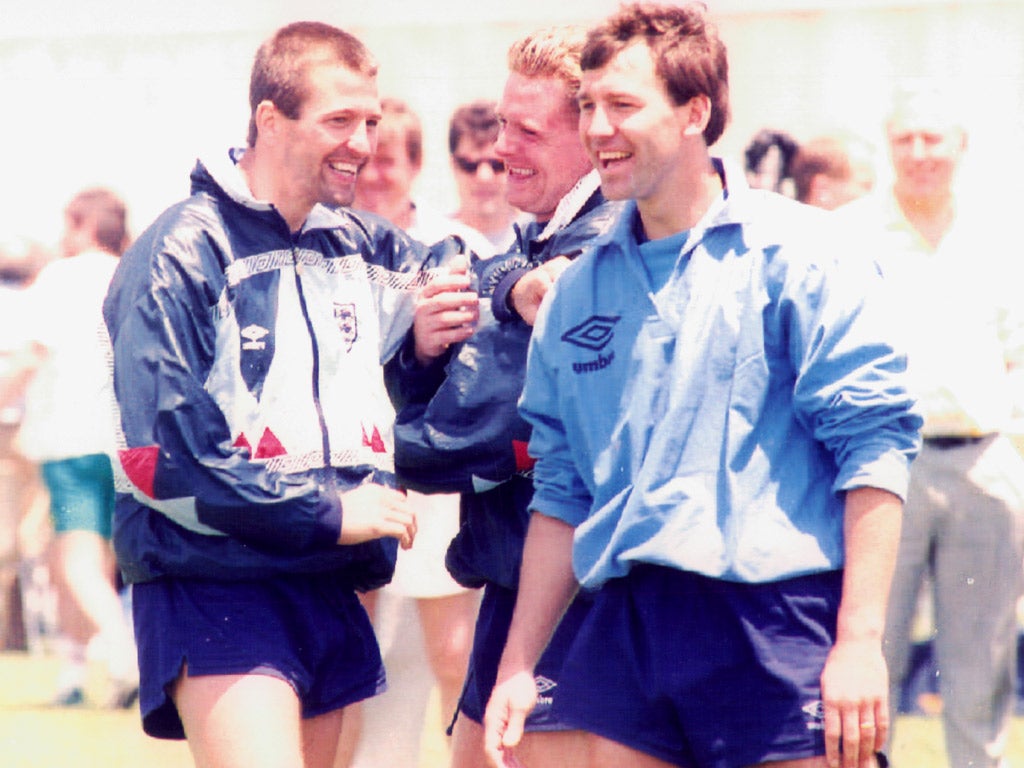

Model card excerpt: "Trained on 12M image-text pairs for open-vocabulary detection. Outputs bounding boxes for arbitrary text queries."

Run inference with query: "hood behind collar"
[191,147,350,232]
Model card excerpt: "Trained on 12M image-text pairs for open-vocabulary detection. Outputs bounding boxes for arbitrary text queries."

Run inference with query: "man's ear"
[253,100,279,144]
[680,94,712,138]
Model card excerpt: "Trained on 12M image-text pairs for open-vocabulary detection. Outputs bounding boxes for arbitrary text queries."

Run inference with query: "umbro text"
[572,351,615,374]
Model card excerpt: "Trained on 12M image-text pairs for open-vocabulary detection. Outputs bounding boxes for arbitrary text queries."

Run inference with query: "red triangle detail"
[512,440,536,472]
[254,427,287,459]
[233,432,252,455]
[361,424,387,453]
[118,445,160,499]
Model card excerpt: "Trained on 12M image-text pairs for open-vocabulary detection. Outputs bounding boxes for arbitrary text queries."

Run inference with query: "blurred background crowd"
[2,0,1022,250]
[1,1,1023,767]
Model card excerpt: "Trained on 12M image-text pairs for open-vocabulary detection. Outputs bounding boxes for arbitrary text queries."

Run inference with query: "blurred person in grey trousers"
[839,84,1024,768]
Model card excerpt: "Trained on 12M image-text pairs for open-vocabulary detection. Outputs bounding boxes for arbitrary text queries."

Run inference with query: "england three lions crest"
[334,302,358,352]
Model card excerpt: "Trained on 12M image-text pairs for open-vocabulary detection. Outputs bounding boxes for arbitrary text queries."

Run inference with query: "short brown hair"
[448,100,500,155]
[66,188,129,256]
[581,2,730,146]
[247,21,378,147]
[791,135,873,204]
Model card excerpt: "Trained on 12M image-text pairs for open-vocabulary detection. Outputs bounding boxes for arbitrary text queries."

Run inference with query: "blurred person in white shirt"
[0,189,138,707]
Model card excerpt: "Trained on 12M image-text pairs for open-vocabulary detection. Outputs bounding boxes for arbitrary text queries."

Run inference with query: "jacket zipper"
[291,244,333,467]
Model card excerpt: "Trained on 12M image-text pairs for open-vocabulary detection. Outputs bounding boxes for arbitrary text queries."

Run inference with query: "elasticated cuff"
[491,267,532,323]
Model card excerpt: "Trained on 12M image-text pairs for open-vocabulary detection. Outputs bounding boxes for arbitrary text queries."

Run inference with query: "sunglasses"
[453,156,506,174]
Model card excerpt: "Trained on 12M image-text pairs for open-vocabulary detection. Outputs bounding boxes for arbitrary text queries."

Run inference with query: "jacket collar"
[535,169,603,243]
[193,148,351,233]
[591,157,760,252]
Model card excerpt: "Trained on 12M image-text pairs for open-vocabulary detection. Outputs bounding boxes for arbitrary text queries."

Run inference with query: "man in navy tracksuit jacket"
[389,26,624,768]
[102,22,474,766]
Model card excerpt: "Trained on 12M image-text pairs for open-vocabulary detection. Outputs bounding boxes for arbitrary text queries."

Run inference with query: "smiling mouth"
[329,161,360,177]
[597,151,632,169]
[507,166,537,180]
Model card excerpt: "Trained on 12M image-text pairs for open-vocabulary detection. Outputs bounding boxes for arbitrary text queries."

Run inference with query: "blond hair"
[507,26,587,104]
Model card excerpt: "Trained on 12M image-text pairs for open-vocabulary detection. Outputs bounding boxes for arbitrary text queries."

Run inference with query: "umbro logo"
[561,315,620,351]
[802,700,825,731]
[534,676,557,694]
[535,675,556,708]
[241,324,269,351]
[563,315,619,375]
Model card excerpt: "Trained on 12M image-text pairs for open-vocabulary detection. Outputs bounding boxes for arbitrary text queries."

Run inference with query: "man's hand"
[413,256,479,364]
[509,255,573,326]
[337,484,417,550]
[483,669,538,767]
[821,634,889,768]
[823,486,901,768]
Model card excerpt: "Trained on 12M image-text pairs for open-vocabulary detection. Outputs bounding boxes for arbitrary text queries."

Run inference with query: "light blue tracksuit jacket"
[519,161,922,590]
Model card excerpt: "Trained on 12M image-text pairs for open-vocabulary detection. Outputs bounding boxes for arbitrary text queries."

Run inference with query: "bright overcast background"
[2,0,1021,250]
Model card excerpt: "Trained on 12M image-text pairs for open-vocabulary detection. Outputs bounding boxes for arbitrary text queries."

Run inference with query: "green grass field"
[2,650,1022,768]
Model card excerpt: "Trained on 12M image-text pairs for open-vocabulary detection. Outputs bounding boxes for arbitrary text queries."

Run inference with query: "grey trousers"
[884,434,1024,768]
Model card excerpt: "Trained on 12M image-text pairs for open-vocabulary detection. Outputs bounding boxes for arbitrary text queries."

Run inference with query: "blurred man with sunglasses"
[448,100,521,256]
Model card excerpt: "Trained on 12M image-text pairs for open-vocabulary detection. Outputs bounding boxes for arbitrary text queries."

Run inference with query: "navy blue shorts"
[554,564,842,768]
[458,582,591,731]
[41,454,115,537]
[133,571,385,739]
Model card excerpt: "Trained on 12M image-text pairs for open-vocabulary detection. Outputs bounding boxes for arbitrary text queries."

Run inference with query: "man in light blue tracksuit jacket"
[484,5,922,768]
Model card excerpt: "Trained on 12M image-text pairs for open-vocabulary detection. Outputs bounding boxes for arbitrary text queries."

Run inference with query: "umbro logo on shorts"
[802,700,825,731]
[535,675,557,708]
[534,676,557,694]
[241,324,269,351]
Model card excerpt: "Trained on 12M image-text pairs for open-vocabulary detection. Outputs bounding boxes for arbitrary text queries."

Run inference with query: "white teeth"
[599,151,631,161]
[508,166,536,178]
[330,162,359,174]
